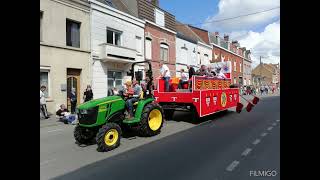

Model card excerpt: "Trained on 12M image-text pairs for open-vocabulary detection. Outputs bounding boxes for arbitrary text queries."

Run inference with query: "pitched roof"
[96,0,135,16]
[175,21,200,44]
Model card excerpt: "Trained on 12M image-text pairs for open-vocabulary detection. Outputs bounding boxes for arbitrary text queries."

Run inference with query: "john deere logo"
[221,92,227,107]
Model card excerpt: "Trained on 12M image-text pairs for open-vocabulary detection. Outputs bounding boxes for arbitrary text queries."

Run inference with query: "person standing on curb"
[69,88,77,114]
[40,85,49,119]
[83,85,93,102]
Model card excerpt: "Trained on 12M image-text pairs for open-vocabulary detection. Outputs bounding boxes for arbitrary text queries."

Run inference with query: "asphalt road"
[41,95,280,180]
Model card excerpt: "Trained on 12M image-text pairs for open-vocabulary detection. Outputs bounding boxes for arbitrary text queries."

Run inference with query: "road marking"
[261,132,268,137]
[252,139,261,145]
[267,127,273,131]
[226,161,240,171]
[47,129,63,133]
[272,123,277,126]
[40,159,56,166]
[241,148,252,156]
[210,123,216,128]
[276,120,280,122]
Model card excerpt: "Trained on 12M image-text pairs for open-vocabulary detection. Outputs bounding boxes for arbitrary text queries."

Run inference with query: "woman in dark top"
[187,65,196,78]
[70,88,77,114]
[83,85,93,102]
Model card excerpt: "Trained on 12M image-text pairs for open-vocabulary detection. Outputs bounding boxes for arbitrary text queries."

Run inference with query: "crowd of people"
[241,85,279,96]
[40,84,94,124]
[159,63,228,92]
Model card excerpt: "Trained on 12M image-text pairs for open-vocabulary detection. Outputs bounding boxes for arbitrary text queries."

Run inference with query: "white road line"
[47,129,63,133]
[267,127,273,131]
[252,139,261,145]
[40,159,56,166]
[261,132,268,137]
[226,161,240,172]
[241,148,252,156]
[272,123,277,126]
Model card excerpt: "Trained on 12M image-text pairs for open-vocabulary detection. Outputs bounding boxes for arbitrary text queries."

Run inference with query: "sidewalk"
[40,116,67,128]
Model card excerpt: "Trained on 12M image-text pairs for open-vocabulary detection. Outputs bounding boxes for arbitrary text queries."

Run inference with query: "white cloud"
[232,21,280,67]
[202,0,280,32]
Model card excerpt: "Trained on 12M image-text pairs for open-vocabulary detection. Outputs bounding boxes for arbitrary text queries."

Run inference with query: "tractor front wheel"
[74,125,96,145]
[96,123,122,152]
[138,103,164,137]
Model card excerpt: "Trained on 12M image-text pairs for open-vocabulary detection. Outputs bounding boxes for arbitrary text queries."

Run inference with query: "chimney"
[150,0,159,6]
[224,34,229,41]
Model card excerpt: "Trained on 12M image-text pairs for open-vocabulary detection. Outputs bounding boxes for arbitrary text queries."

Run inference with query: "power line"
[177,6,280,27]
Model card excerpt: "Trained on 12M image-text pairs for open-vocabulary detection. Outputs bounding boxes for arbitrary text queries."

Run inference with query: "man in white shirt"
[159,61,171,92]
[215,67,227,79]
[178,69,189,89]
[40,85,49,119]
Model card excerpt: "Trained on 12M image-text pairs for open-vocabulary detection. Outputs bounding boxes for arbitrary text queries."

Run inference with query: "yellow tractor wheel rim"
[148,109,162,131]
[104,129,119,146]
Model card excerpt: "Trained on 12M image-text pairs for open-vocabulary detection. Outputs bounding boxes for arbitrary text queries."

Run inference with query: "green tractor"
[74,61,164,152]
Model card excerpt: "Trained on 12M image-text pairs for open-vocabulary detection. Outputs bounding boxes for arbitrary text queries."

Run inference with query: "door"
[67,68,81,112]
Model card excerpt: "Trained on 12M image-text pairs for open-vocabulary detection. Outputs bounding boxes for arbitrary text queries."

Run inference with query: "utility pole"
[260,56,262,86]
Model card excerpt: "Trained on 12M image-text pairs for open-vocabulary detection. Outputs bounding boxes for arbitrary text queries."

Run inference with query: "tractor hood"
[77,96,122,110]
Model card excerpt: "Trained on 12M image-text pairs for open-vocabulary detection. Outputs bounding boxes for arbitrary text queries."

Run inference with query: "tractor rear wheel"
[164,109,174,120]
[74,125,96,145]
[138,103,164,137]
[96,123,121,152]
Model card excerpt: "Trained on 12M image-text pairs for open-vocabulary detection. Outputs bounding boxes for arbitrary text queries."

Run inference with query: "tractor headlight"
[80,109,88,114]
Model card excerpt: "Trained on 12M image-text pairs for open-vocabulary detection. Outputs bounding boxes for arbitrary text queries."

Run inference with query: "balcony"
[100,43,137,63]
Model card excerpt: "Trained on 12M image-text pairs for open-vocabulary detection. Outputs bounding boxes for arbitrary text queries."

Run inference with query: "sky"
[160,0,280,68]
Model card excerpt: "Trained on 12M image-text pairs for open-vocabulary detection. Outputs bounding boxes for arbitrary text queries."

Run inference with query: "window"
[204,54,209,64]
[160,43,169,62]
[136,36,142,54]
[107,28,121,46]
[107,71,122,89]
[234,61,237,71]
[233,77,237,84]
[40,11,43,41]
[40,70,50,98]
[145,38,152,59]
[66,19,81,48]
[240,63,242,72]
[155,8,165,27]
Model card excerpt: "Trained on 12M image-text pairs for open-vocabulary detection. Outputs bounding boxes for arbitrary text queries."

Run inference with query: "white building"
[197,42,212,66]
[175,22,198,77]
[89,0,145,98]
[40,0,91,113]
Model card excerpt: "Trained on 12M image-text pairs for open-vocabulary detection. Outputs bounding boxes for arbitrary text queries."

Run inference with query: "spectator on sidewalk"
[56,104,69,123]
[265,86,269,95]
[40,85,49,119]
[83,85,93,102]
[260,86,264,95]
[69,88,77,114]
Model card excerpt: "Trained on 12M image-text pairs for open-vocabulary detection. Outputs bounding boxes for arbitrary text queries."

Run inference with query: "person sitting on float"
[215,67,227,79]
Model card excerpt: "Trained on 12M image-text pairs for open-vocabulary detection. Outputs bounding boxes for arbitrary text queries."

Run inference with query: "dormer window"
[155,8,165,27]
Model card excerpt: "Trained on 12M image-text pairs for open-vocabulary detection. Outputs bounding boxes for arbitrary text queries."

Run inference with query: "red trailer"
[153,75,242,119]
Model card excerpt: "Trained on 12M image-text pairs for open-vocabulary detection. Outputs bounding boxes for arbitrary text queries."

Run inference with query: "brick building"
[122,0,176,83]
[252,63,280,87]
[209,32,244,85]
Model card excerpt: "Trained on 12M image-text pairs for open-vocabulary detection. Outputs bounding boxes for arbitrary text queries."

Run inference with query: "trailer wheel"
[191,106,200,121]
[74,125,96,145]
[96,123,121,152]
[138,103,164,137]
[164,109,174,120]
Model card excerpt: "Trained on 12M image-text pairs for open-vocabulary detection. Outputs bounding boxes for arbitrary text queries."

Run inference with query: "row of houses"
[40,0,254,114]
